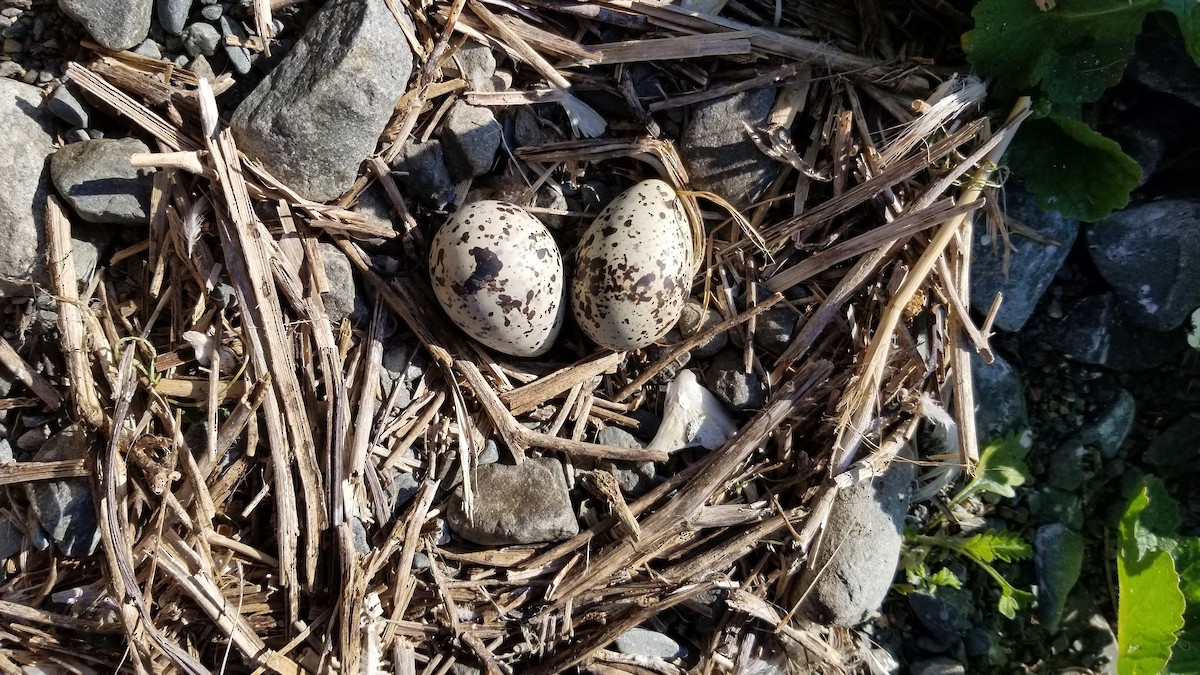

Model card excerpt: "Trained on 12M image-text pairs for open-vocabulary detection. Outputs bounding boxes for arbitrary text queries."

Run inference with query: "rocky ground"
[1,0,1199,673]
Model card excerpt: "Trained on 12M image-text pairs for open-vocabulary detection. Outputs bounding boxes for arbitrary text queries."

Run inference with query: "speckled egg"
[429,201,565,357]
[571,179,694,351]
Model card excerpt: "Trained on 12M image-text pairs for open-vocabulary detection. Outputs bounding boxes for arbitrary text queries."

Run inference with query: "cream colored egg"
[570,179,694,351]
[429,201,565,357]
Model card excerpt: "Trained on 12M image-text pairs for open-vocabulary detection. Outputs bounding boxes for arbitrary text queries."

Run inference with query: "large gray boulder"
[0,79,55,295]
[231,0,414,202]
[681,88,779,210]
[446,457,578,546]
[50,138,155,226]
[796,457,915,626]
[58,0,153,50]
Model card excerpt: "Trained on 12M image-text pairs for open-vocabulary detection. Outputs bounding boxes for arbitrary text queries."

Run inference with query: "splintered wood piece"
[579,469,640,540]
[0,339,61,411]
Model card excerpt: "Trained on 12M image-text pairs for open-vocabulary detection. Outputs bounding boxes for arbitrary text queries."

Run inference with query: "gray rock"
[449,41,495,89]
[1059,593,1120,675]
[612,627,685,659]
[71,222,111,284]
[24,425,99,557]
[1044,293,1183,371]
[47,82,89,128]
[0,79,54,295]
[383,468,419,514]
[1128,16,1200,108]
[392,139,453,208]
[1047,441,1085,492]
[231,0,414,202]
[51,137,155,225]
[157,0,191,35]
[1144,413,1200,469]
[439,101,501,179]
[218,15,251,74]
[199,4,223,21]
[318,241,364,326]
[594,428,655,496]
[755,307,798,354]
[1075,388,1135,459]
[350,516,369,555]
[187,54,217,83]
[1029,487,1084,529]
[681,88,778,210]
[445,457,578,545]
[908,587,972,643]
[910,657,967,675]
[796,458,915,626]
[58,0,152,50]
[677,300,727,358]
[181,21,220,57]
[132,38,162,58]
[1088,199,1200,331]
[971,350,1028,446]
[514,106,556,147]
[971,185,1078,332]
[705,349,767,413]
[0,518,21,560]
[1034,523,1085,632]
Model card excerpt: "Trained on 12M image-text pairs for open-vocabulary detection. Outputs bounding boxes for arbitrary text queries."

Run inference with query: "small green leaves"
[1005,116,1143,222]
[960,530,1034,564]
[953,433,1031,504]
[1118,476,1187,675]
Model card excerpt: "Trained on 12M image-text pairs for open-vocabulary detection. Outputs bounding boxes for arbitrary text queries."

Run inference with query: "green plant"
[898,434,1036,619]
[900,528,1035,619]
[963,0,1200,221]
[1116,475,1200,674]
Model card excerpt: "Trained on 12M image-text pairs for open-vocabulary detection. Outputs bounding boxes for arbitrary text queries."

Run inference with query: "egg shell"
[429,201,565,357]
[571,179,693,351]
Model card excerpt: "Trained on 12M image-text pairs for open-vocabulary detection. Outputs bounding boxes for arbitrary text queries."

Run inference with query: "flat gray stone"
[446,457,578,545]
[50,137,155,225]
[391,139,453,208]
[1035,523,1085,632]
[971,185,1078,332]
[58,0,152,50]
[681,88,778,210]
[181,21,220,57]
[613,628,685,659]
[0,517,21,560]
[796,458,915,626]
[24,425,100,557]
[910,657,967,675]
[971,350,1028,446]
[318,241,364,326]
[439,101,501,179]
[449,41,495,90]
[1044,293,1184,371]
[1075,387,1136,459]
[1088,199,1200,331]
[47,82,90,128]
[0,79,54,295]
[1144,413,1200,468]
[231,0,414,202]
[705,349,766,413]
[157,0,191,35]
[218,15,252,74]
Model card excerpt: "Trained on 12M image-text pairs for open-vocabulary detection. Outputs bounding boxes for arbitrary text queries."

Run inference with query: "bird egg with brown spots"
[429,201,565,357]
[571,179,694,351]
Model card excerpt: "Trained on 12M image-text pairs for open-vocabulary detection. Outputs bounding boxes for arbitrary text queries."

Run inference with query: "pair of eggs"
[428,179,694,357]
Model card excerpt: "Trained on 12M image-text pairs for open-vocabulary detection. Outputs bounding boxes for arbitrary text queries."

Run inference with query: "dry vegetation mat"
[0,0,1028,672]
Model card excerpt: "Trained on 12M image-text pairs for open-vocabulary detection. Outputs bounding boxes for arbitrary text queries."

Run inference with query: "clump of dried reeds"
[0,1,1024,672]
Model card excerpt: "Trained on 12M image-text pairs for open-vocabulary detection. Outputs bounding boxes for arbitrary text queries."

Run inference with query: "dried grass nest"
[0,0,1029,672]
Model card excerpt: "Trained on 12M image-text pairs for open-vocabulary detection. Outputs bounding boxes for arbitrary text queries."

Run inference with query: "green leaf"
[927,567,964,589]
[1121,475,1182,561]
[1005,116,1142,221]
[1118,477,1186,675]
[965,0,1156,104]
[953,433,1031,504]
[960,530,1033,564]
[1161,2,1200,65]
[997,589,1020,620]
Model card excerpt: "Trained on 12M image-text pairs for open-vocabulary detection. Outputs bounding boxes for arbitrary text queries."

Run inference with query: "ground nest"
[0,0,1027,672]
